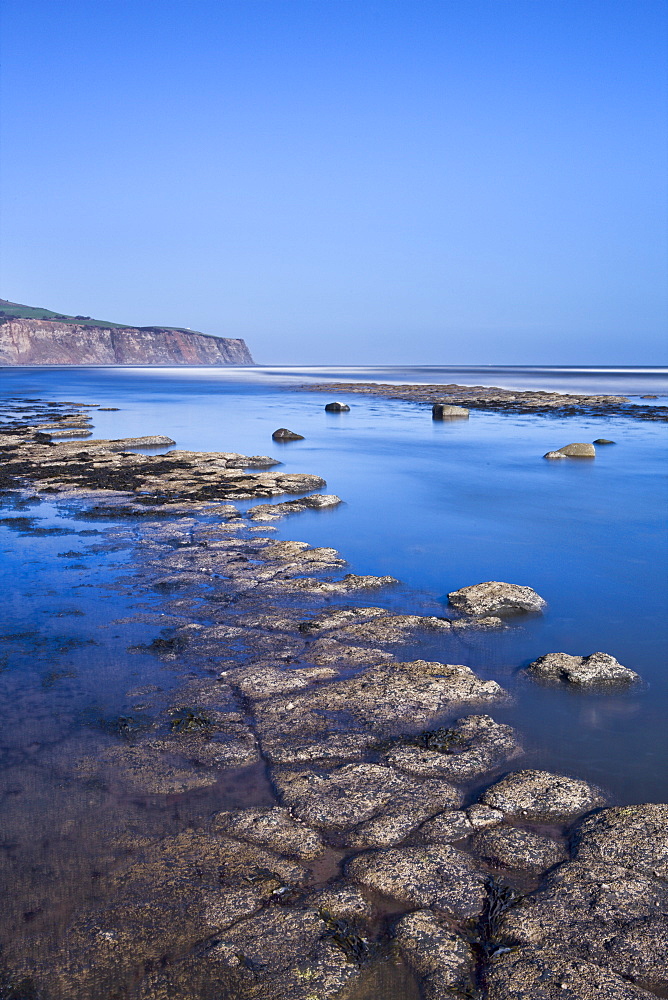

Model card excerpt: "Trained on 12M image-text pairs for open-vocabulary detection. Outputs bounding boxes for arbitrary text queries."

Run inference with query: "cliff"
[0,315,254,366]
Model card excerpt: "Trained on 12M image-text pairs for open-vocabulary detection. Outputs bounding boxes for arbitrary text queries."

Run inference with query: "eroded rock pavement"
[0,399,665,1000]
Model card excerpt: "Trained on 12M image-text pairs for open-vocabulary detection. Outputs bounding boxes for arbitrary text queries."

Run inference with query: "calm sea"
[1,364,667,806]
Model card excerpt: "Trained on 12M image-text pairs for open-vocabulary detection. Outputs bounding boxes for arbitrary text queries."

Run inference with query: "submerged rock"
[324,401,350,412]
[448,581,547,616]
[272,427,305,441]
[480,769,605,822]
[572,803,668,878]
[593,438,615,445]
[348,844,487,920]
[210,906,362,998]
[526,651,640,687]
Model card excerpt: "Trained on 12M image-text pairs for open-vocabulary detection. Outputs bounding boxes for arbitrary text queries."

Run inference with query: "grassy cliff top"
[0,299,200,335]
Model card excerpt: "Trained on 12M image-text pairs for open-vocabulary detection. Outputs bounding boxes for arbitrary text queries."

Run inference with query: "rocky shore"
[0,398,665,1000]
[297,380,668,421]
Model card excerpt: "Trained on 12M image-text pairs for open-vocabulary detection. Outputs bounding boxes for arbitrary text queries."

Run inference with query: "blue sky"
[1,0,666,363]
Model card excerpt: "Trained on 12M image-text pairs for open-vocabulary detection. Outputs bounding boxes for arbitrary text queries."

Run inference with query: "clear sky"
[1,0,666,364]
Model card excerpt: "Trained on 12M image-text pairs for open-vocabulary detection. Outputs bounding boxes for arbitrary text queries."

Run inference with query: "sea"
[0,364,666,995]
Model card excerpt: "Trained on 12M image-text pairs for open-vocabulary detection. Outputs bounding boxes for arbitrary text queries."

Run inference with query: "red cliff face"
[0,320,254,366]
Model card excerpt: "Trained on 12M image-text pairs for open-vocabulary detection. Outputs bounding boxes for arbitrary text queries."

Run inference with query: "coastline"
[296,379,668,421]
[0,396,666,998]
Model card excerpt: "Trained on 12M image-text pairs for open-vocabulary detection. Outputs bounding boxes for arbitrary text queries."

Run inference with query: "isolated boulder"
[526,651,640,687]
[555,442,596,457]
[271,427,304,441]
[324,401,350,412]
[432,403,469,419]
[448,581,546,616]
[593,438,615,445]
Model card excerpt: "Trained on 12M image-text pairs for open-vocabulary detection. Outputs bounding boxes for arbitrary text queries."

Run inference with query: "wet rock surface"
[274,763,462,846]
[486,950,659,999]
[572,803,668,878]
[480,769,606,822]
[432,402,469,418]
[526,651,640,687]
[555,441,597,457]
[393,909,475,998]
[471,826,568,874]
[448,580,547,616]
[247,492,342,520]
[386,714,522,783]
[348,844,488,919]
[498,861,668,989]
[272,427,305,441]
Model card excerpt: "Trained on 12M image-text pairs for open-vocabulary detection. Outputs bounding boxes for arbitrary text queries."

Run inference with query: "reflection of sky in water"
[1,366,667,807]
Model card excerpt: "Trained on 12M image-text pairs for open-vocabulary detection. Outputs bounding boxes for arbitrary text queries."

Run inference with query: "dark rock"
[486,949,658,999]
[498,861,668,989]
[448,581,546,616]
[393,909,475,998]
[274,762,462,846]
[432,402,469,419]
[572,803,668,878]
[417,809,474,844]
[526,651,640,687]
[272,428,305,441]
[212,806,326,859]
[471,826,568,874]
[480,769,605,822]
[387,714,522,783]
[348,844,487,920]
[593,438,615,444]
[325,402,350,412]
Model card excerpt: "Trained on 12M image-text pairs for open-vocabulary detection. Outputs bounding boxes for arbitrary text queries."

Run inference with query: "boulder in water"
[432,403,469,419]
[272,428,304,441]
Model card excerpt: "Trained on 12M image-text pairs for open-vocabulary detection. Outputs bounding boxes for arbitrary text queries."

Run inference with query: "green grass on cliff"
[0,299,198,335]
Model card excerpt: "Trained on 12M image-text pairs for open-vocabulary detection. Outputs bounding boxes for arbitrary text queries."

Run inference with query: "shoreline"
[0,397,666,999]
[296,379,668,421]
